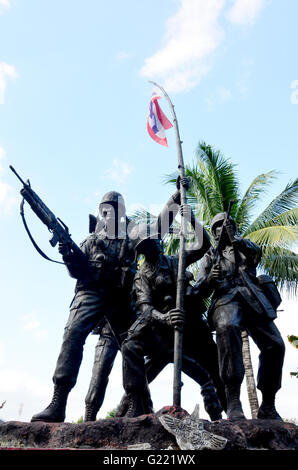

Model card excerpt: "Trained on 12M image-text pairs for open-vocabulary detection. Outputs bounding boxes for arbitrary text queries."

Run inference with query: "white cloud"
[226,0,268,26]
[104,158,133,184]
[140,0,225,93]
[0,62,17,104]
[0,0,10,15]
[140,0,269,94]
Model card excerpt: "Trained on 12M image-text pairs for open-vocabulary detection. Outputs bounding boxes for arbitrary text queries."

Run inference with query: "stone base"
[0,406,297,451]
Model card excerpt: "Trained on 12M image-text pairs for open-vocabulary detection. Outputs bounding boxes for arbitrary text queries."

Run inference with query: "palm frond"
[246,225,298,249]
[257,247,298,295]
[246,178,298,235]
[194,141,239,217]
[236,171,278,233]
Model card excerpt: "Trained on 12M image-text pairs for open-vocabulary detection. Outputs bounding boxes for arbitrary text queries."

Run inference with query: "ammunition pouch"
[87,260,105,281]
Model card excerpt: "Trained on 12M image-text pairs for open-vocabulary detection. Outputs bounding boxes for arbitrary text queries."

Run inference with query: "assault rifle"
[214,199,235,260]
[10,165,84,264]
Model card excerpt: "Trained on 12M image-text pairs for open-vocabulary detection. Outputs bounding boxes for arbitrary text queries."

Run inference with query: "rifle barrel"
[9,165,27,186]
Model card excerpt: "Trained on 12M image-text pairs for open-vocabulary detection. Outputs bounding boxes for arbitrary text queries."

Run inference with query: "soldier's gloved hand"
[58,241,71,257]
[176,176,190,191]
[168,308,185,330]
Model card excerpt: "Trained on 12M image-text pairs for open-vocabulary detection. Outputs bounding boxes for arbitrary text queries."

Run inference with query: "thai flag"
[147,91,173,146]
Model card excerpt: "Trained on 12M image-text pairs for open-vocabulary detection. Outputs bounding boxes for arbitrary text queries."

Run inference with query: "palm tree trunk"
[241,330,259,419]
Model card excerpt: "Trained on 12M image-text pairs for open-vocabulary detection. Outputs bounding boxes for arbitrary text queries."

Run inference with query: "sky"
[0,0,297,423]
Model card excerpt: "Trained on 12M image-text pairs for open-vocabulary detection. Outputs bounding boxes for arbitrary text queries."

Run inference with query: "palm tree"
[163,141,298,417]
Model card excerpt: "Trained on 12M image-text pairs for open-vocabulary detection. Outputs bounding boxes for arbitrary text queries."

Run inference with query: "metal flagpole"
[149,81,187,407]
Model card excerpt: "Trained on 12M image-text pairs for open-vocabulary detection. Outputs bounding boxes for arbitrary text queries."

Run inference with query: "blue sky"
[0,0,297,423]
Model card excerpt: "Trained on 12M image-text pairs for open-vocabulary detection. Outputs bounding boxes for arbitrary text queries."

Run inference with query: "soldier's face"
[101,203,116,221]
[214,224,222,240]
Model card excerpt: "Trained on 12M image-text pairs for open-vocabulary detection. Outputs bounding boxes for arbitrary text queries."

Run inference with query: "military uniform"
[53,230,136,389]
[31,191,137,422]
[195,215,285,420]
[122,228,227,420]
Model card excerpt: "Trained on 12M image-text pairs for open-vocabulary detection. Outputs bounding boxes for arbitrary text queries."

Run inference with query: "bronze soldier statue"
[31,185,184,423]
[194,211,285,420]
[31,191,135,422]
[121,204,226,420]
[82,180,190,422]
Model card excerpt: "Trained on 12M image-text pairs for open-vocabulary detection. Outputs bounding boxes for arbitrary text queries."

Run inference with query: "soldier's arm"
[193,253,215,298]
[239,238,262,267]
[156,177,190,238]
[134,272,171,325]
[60,237,89,279]
[225,224,262,267]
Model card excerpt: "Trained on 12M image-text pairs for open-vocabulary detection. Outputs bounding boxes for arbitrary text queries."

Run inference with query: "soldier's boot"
[225,384,246,420]
[31,385,71,423]
[142,386,154,414]
[125,393,147,418]
[200,381,222,421]
[84,403,98,422]
[257,394,283,421]
[114,393,129,417]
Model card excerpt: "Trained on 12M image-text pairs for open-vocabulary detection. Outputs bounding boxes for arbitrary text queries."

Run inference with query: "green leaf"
[288,335,298,349]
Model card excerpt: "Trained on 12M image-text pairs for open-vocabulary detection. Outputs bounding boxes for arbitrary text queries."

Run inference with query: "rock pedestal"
[0,406,297,451]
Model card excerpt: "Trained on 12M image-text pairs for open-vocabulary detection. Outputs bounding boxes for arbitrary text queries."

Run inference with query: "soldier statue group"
[25,177,284,423]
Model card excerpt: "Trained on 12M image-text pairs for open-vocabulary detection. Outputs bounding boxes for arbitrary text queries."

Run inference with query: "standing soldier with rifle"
[10,165,187,422]
[29,189,137,422]
[194,206,285,421]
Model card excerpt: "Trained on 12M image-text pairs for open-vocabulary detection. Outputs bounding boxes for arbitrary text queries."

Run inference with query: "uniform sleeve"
[62,237,90,279]
[237,237,262,268]
[133,271,153,313]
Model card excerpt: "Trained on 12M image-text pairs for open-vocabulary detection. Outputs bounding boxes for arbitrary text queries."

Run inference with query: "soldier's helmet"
[211,212,236,235]
[129,223,161,255]
[99,191,126,216]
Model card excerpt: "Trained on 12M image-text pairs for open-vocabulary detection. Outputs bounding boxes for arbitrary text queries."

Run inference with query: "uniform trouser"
[122,319,214,396]
[53,290,126,388]
[212,297,285,395]
[85,328,119,409]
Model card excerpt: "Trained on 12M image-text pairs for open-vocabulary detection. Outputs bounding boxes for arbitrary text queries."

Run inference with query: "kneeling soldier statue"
[121,203,226,420]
